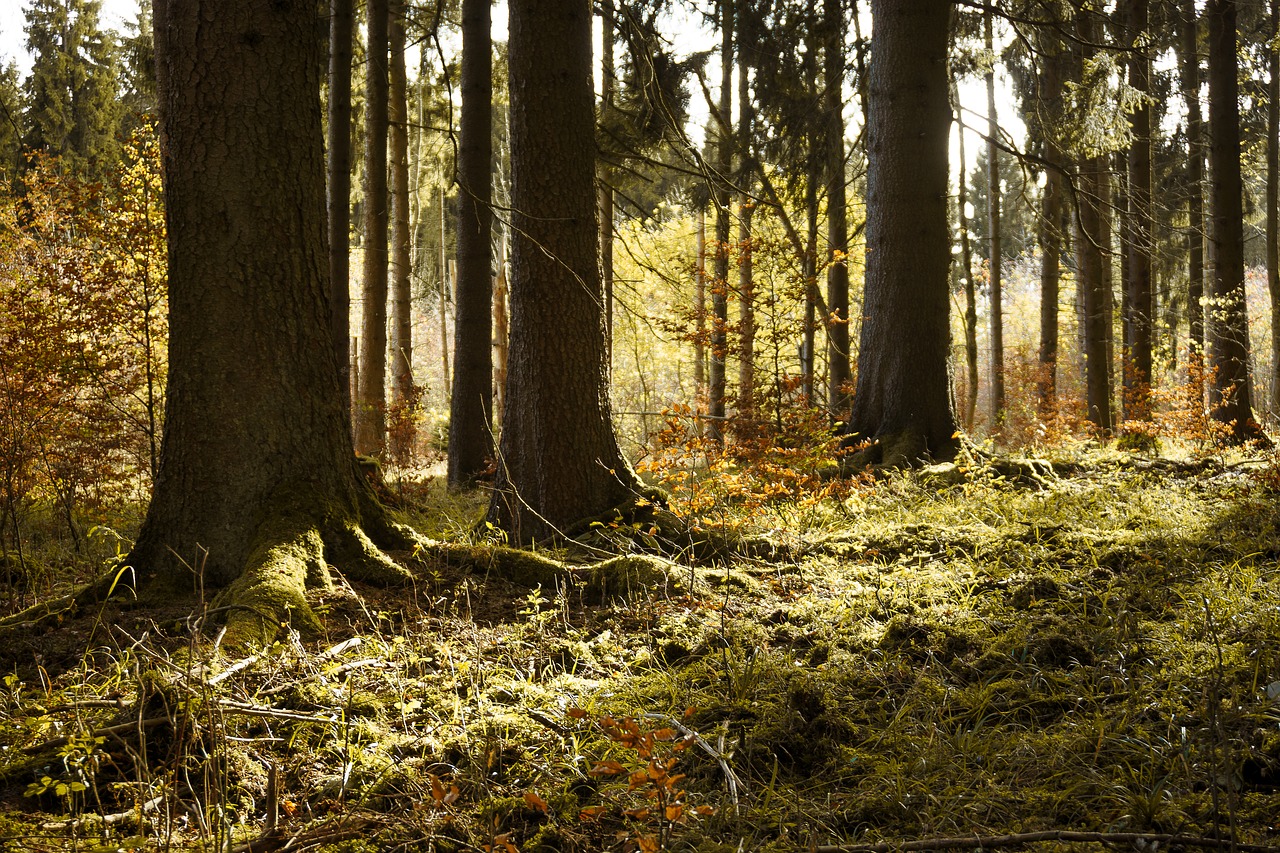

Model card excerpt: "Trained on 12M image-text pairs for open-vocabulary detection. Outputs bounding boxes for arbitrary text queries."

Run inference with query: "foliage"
[0,125,166,601]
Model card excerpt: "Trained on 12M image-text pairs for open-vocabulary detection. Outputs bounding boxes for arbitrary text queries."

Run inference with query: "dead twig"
[815,830,1277,853]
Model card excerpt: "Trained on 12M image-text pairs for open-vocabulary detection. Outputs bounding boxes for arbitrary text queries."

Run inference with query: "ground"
[2,449,1280,852]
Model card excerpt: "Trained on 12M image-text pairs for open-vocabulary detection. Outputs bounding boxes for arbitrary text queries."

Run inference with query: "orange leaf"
[638,837,660,853]
[653,728,676,741]
[578,805,606,821]
[430,774,446,803]
[566,707,588,719]
[443,785,461,805]
[623,807,651,820]
[666,804,684,821]
[695,805,716,816]
[589,760,626,776]
[524,791,549,813]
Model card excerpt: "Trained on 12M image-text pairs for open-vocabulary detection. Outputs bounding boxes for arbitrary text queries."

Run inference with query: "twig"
[814,830,1279,853]
[641,712,748,812]
[40,794,163,831]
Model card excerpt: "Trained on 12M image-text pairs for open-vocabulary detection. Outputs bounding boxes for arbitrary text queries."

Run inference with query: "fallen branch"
[815,830,1278,853]
[40,794,163,831]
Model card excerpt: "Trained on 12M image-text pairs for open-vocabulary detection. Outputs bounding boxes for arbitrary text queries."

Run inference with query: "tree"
[1123,0,1154,422]
[985,6,1005,427]
[709,0,733,442]
[357,0,391,455]
[1180,0,1206,366]
[22,0,122,180]
[388,0,414,460]
[1205,0,1263,443]
[845,0,958,467]
[129,0,412,643]
[824,0,851,422]
[448,0,496,486]
[487,0,643,543]
[328,0,354,415]
[1268,0,1280,420]
[0,64,20,186]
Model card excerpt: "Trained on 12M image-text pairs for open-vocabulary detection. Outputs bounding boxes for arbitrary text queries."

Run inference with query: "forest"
[3,0,1280,851]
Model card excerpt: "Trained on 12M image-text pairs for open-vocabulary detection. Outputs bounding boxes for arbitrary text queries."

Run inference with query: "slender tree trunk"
[737,23,755,426]
[695,208,707,407]
[487,0,642,543]
[357,0,390,456]
[985,6,1004,428]
[439,187,451,392]
[825,0,851,422]
[328,0,353,419]
[1268,0,1280,420]
[448,0,495,485]
[1206,0,1263,443]
[1125,0,1153,422]
[1182,0,1206,372]
[599,0,615,360]
[845,0,958,467]
[802,143,819,408]
[709,0,733,440]
[388,0,414,461]
[492,233,508,428]
[956,98,979,432]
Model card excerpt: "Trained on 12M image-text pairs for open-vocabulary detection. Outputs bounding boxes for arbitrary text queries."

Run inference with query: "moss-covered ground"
[3,451,1280,852]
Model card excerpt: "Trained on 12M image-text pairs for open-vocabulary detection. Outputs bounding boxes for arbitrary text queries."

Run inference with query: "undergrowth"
[3,449,1280,852]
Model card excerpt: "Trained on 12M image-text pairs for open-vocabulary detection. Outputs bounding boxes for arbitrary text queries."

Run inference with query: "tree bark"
[1124,0,1153,422]
[599,0,616,360]
[825,0,851,423]
[694,207,707,407]
[1206,0,1263,443]
[955,93,979,432]
[356,0,390,455]
[388,0,414,461]
[985,6,1004,428]
[709,0,733,441]
[447,0,495,486]
[132,0,413,644]
[327,0,353,418]
[1268,0,1280,420]
[1181,0,1206,368]
[845,0,958,467]
[487,0,642,543]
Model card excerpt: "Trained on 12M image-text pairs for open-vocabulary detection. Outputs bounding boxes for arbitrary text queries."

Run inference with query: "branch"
[816,830,1278,853]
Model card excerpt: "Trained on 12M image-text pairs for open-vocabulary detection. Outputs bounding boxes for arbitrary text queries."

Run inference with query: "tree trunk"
[845,0,958,467]
[492,233,509,428]
[709,0,733,441]
[694,207,707,407]
[487,0,642,543]
[737,197,755,422]
[448,0,495,486]
[955,94,979,432]
[599,0,616,361]
[388,0,414,461]
[327,0,353,418]
[985,6,1004,428]
[825,0,851,423]
[356,0,390,455]
[1268,0,1280,421]
[1206,0,1263,443]
[1125,0,1153,422]
[132,0,413,644]
[1034,21,1066,417]
[1181,0,1206,371]
[1079,155,1113,432]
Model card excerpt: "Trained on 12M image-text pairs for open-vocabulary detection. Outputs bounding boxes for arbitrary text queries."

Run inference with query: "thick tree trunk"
[599,0,615,360]
[846,0,958,467]
[1034,22,1067,417]
[327,0,353,418]
[447,0,495,486]
[825,0,851,423]
[985,7,1005,428]
[1206,0,1263,443]
[1079,156,1113,432]
[1181,0,1206,368]
[389,0,414,461]
[132,0,412,644]
[1125,0,1153,422]
[487,0,642,543]
[356,0,390,455]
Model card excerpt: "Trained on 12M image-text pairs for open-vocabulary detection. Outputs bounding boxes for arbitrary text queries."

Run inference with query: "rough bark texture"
[1181,0,1206,362]
[487,0,642,544]
[327,0,353,416]
[1268,0,1280,419]
[356,0,390,456]
[389,0,414,458]
[824,0,850,423]
[132,0,412,644]
[447,0,495,486]
[954,91,978,432]
[1206,0,1262,443]
[1124,0,1153,422]
[694,208,707,404]
[1079,155,1112,433]
[985,7,1004,428]
[599,0,616,358]
[709,0,732,441]
[845,0,958,467]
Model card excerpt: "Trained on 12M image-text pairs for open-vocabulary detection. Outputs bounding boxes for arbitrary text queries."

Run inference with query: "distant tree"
[1268,0,1280,420]
[709,0,732,441]
[448,0,495,486]
[131,0,412,641]
[0,64,20,186]
[1180,0,1206,365]
[388,0,414,461]
[22,0,122,180]
[487,0,643,543]
[845,0,958,466]
[824,0,851,422]
[357,0,390,456]
[117,4,155,124]
[985,6,1005,427]
[1205,0,1263,443]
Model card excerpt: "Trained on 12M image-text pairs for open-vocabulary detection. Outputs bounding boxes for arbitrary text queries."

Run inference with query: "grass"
[2,449,1280,852]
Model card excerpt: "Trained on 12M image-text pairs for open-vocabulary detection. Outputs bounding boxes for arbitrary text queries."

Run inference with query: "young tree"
[357,0,391,455]
[328,0,354,414]
[1180,0,1206,365]
[845,0,958,466]
[984,6,1005,427]
[130,0,413,641]
[487,0,643,543]
[824,0,851,422]
[448,0,496,486]
[1205,0,1263,442]
[388,0,414,460]
[709,0,733,441]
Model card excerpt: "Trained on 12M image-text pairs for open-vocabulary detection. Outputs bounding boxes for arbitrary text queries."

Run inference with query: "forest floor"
[3,446,1280,853]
